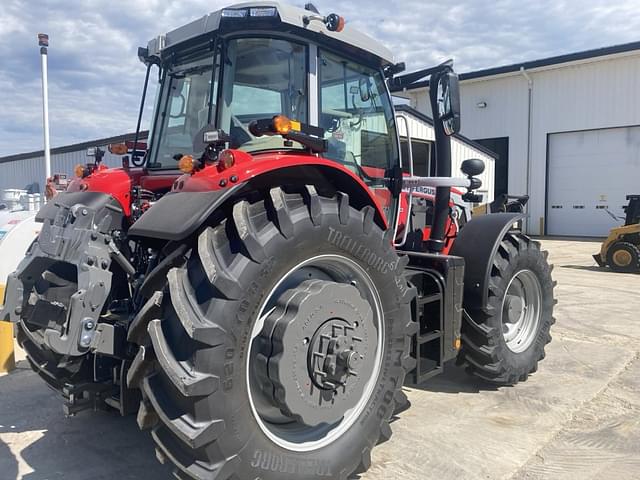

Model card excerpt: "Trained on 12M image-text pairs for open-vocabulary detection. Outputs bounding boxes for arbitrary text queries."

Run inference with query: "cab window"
[319,50,400,219]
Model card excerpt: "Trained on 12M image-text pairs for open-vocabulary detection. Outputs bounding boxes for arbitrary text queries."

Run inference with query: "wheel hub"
[501,269,542,353]
[257,279,375,427]
[504,295,525,323]
[310,328,363,390]
[613,250,632,267]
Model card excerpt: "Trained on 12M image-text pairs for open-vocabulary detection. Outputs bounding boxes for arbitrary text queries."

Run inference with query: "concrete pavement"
[1,239,638,479]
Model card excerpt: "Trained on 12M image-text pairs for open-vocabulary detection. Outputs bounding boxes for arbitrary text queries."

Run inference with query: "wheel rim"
[247,254,384,452]
[501,269,542,353]
[613,249,632,267]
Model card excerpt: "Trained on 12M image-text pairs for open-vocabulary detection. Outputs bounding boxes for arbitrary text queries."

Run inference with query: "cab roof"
[146,1,394,66]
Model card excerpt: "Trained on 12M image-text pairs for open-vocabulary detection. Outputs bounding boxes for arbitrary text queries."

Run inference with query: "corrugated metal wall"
[0,147,126,192]
[406,51,640,234]
[397,110,496,202]
[528,54,640,234]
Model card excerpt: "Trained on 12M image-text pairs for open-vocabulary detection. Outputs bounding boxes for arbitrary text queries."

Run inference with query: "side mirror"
[436,72,461,136]
[461,158,485,177]
[358,77,371,102]
[86,147,105,162]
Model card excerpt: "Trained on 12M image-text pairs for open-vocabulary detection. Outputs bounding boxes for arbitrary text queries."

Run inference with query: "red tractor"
[2,3,555,479]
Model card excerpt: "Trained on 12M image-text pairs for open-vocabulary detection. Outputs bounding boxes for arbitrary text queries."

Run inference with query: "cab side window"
[319,51,398,184]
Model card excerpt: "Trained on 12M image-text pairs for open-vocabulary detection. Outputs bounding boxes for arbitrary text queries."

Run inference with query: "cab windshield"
[219,38,308,153]
[147,37,308,168]
[147,56,218,168]
[146,36,398,182]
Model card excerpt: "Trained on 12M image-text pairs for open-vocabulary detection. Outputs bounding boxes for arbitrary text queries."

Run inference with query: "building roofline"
[0,131,149,164]
[0,108,497,169]
[390,40,640,92]
[395,105,498,159]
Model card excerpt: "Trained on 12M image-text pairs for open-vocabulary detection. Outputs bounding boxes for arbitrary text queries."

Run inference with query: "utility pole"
[38,33,52,184]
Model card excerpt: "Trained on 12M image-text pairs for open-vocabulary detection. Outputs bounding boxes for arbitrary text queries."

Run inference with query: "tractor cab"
[139,2,402,221]
[134,1,465,247]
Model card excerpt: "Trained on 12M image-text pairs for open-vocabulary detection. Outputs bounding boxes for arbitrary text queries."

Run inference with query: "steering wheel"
[231,114,255,140]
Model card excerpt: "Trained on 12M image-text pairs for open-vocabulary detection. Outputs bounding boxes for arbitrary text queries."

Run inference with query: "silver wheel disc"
[246,254,384,452]
[501,269,542,353]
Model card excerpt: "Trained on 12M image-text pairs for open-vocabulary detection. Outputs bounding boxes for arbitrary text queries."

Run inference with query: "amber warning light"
[249,115,301,137]
[108,143,128,155]
[178,155,195,174]
[218,150,235,170]
[325,13,345,32]
[273,115,301,135]
[248,115,327,153]
[303,12,345,32]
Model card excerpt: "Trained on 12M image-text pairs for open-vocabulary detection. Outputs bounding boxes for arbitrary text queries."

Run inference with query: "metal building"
[0,111,495,202]
[394,41,640,237]
[0,132,149,193]
[396,106,495,202]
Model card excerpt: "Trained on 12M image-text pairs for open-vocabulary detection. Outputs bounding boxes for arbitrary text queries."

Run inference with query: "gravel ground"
[1,238,638,480]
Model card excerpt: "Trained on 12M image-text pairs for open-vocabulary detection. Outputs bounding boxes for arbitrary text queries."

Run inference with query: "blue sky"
[1,0,639,156]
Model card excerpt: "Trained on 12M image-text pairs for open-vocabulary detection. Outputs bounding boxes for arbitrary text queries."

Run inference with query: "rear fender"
[128,164,389,242]
[449,213,526,310]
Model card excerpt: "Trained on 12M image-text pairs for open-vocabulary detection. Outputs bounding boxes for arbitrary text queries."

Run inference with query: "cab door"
[317,49,401,227]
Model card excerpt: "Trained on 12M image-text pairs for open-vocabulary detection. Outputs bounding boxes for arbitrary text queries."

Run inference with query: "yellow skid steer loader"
[594,195,640,273]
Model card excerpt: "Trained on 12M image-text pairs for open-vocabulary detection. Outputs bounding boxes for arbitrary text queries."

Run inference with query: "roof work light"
[221,8,248,17]
[249,7,278,17]
[221,6,278,18]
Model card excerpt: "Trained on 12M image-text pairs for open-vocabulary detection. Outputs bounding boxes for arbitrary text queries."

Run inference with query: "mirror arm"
[389,59,453,90]
[425,68,455,253]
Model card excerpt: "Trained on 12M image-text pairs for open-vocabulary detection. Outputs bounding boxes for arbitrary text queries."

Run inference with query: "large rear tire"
[129,186,415,480]
[458,232,555,384]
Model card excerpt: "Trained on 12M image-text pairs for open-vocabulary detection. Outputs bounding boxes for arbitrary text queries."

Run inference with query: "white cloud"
[1,0,639,156]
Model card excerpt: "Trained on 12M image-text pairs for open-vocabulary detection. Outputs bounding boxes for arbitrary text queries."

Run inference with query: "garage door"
[547,126,640,236]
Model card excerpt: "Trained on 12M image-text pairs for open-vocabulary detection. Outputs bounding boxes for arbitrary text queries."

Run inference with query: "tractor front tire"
[607,241,640,273]
[129,186,415,480]
[458,232,555,385]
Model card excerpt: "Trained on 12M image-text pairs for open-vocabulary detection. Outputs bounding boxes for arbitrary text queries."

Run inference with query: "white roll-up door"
[547,126,640,236]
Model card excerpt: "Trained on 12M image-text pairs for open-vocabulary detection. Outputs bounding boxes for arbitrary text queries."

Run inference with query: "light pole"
[38,33,51,184]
